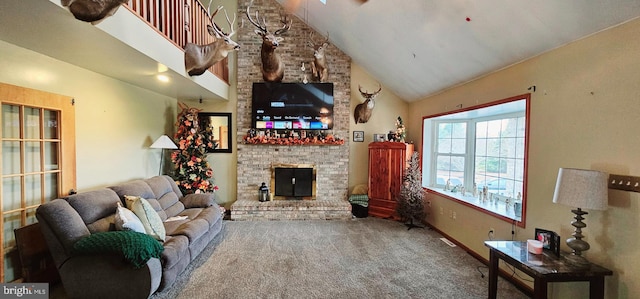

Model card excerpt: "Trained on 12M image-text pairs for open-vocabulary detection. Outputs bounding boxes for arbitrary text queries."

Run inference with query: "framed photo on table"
[373,134,386,142]
[353,131,364,142]
[534,228,560,257]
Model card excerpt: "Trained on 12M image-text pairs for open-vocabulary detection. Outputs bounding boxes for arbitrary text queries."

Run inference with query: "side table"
[485,241,612,299]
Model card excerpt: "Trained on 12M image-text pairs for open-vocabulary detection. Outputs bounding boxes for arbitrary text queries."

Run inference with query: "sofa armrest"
[58,254,161,299]
[180,193,216,208]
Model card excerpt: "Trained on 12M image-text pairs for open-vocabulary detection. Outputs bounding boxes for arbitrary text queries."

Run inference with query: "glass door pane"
[1,141,20,175]
[24,141,41,172]
[25,174,41,207]
[43,109,59,139]
[23,107,40,139]
[1,105,19,139]
[44,141,59,171]
[2,177,21,212]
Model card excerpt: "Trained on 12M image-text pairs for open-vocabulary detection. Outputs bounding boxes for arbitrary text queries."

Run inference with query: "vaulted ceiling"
[1,1,639,103]
[278,0,640,102]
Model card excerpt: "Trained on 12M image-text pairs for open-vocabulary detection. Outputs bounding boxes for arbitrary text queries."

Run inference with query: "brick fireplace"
[231,0,352,220]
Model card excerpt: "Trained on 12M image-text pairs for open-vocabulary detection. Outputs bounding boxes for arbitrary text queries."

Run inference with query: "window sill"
[426,187,522,224]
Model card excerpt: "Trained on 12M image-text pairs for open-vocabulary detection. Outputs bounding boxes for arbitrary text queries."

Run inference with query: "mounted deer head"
[61,0,128,24]
[184,4,240,76]
[354,83,382,124]
[308,32,329,82]
[246,0,292,82]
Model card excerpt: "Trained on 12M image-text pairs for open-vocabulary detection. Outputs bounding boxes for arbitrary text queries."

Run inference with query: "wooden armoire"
[367,142,414,219]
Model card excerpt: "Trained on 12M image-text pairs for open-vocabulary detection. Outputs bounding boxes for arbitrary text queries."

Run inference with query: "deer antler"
[308,32,329,48]
[274,13,291,35]
[359,83,382,98]
[246,0,267,33]
[209,7,237,38]
[204,4,223,37]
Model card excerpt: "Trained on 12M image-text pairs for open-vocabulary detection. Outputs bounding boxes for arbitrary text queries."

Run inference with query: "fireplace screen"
[274,167,314,199]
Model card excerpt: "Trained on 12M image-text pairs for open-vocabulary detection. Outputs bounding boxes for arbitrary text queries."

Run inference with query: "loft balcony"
[0,0,230,101]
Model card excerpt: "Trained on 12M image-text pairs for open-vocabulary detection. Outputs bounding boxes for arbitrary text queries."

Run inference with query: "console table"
[485,241,612,299]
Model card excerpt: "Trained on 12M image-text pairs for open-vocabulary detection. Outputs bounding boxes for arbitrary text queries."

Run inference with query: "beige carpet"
[151,218,528,299]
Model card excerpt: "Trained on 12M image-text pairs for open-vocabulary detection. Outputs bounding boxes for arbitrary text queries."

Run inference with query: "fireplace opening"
[271,164,316,200]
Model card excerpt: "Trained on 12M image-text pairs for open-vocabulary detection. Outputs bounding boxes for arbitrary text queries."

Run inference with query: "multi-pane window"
[422,96,529,225]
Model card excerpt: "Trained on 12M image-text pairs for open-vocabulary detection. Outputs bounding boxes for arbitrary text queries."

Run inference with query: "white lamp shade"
[552,168,608,211]
[150,135,178,149]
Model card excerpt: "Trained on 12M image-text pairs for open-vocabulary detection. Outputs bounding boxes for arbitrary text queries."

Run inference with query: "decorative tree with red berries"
[171,103,219,194]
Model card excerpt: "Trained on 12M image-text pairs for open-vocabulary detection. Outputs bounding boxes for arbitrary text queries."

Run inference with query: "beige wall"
[0,40,178,190]
[348,63,410,192]
[408,18,640,298]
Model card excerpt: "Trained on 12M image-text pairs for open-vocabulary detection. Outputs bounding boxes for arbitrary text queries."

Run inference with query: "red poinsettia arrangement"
[171,103,219,194]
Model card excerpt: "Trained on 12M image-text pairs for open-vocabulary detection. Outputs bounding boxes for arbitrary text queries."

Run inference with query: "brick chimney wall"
[235,0,352,201]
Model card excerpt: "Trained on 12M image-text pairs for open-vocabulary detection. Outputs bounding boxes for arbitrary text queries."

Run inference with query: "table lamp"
[552,168,608,267]
[150,135,178,175]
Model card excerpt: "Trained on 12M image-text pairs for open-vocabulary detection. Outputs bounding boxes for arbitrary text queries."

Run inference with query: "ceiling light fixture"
[157,74,170,83]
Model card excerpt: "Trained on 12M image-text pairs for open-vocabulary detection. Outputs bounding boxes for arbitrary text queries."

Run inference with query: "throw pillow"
[73,231,163,268]
[124,195,166,242]
[114,202,146,234]
[352,184,368,195]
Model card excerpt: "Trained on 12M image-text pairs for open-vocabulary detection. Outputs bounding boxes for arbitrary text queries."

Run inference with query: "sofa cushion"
[86,215,116,233]
[125,196,166,241]
[163,218,190,237]
[171,219,209,243]
[115,202,146,233]
[181,193,215,208]
[179,206,222,228]
[109,180,156,201]
[145,176,185,218]
[72,231,163,268]
[66,189,120,225]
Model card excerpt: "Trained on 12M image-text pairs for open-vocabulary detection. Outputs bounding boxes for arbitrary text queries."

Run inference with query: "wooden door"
[0,83,76,282]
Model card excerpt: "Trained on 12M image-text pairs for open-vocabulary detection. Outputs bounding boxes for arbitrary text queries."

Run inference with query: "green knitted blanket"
[348,194,369,207]
[73,231,164,268]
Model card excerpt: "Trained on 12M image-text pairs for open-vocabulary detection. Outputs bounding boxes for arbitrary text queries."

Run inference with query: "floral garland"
[243,129,344,145]
[171,104,219,194]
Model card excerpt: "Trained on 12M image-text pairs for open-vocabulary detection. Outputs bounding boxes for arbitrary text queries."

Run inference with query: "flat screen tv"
[252,82,334,130]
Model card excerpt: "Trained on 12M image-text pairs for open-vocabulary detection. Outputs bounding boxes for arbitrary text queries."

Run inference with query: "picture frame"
[373,134,387,142]
[534,228,560,257]
[353,131,364,142]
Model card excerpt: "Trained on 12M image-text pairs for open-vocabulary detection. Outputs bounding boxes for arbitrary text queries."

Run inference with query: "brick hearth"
[231,199,352,221]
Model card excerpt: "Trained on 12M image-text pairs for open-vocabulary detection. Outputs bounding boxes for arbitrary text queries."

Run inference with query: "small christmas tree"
[171,103,218,195]
[396,151,426,229]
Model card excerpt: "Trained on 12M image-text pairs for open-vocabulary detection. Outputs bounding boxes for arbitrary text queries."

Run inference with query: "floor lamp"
[150,135,178,176]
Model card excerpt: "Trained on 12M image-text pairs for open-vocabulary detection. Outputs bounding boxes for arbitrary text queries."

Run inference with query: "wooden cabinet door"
[367,142,414,219]
[368,146,391,200]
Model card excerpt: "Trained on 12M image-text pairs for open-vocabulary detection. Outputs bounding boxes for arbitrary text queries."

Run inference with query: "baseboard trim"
[425,223,534,297]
